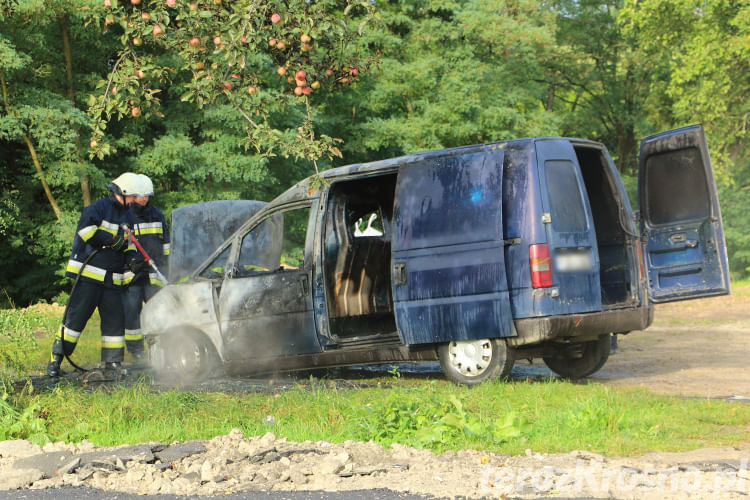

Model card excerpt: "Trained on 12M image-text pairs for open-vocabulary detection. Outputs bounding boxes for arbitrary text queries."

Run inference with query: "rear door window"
[545,160,588,232]
[643,147,710,225]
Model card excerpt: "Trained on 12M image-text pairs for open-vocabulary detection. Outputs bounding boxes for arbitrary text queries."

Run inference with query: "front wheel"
[439,338,515,385]
[148,328,222,381]
[542,334,610,379]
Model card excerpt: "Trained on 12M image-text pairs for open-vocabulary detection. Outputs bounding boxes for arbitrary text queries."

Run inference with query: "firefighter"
[47,173,142,378]
[122,174,170,359]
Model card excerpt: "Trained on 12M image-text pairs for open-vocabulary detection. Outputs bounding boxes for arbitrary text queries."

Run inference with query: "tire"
[543,334,610,379]
[148,328,222,380]
[438,338,515,385]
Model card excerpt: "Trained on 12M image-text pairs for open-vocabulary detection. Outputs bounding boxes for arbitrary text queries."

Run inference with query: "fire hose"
[121,224,169,286]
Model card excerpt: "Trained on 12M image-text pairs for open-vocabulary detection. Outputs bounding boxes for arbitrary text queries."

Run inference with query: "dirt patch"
[590,289,750,398]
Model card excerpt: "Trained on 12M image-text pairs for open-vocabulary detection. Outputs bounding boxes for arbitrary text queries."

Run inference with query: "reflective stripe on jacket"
[65,195,136,288]
[130,204,169,287]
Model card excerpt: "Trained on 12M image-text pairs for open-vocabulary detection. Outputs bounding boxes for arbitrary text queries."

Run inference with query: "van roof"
[272,136,604,206]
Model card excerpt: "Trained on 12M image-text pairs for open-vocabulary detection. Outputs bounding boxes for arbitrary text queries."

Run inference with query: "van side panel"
[391,149,514,344]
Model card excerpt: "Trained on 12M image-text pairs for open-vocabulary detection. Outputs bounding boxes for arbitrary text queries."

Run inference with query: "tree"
[622,0,750,276]
[87,0,377,178]
[329,0,560,160]
[542,0,663,174]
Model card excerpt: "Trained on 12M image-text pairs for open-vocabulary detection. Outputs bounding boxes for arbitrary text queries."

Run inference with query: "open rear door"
[638,124,730,302]
[391,146,514,345]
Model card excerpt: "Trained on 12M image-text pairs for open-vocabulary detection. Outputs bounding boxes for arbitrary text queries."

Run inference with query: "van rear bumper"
[509,305,653,347]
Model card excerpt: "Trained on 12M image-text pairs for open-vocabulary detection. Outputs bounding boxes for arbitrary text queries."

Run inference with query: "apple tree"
[87,0,377,177]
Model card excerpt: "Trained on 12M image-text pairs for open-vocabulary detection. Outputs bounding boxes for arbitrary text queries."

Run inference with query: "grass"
[2,284,749,457]
[16,379,749,457]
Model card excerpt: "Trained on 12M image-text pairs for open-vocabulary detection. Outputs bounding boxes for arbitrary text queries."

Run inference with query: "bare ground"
[590,290,750,398]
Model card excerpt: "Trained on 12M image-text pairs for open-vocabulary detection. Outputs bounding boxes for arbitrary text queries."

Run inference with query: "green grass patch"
[3,379,747,457]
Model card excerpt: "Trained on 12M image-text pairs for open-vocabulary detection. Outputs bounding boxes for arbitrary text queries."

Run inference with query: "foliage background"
[2,0,749,308]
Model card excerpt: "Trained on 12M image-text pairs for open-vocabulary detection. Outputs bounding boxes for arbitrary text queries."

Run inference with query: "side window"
[234,206,309,277]
[198,246,231,280]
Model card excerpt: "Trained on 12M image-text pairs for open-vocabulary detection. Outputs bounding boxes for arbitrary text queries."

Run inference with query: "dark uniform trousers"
[122,280,159,355]
[54,280,126,363]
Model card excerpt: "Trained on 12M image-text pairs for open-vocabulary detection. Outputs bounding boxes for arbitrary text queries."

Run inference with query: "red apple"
[300,33,311,43]
[295,70,306,80]
[271,13,281,23]
[295,78,306,87]
[213,36,221,45]
[241,35,247,43]
[90,140,98,148]
[269,38,277,46]
[302,86,311,95]
[152,25,163,36]
[247,86,256,94]
[231,74,240,79]
[223,82,232,90]
[325,69,333,77]
[141,12,150,20]
[103,0,111,6]
[350,68,359,76]
[166,0,176,6]
[131,0,141,4]
[294,86,303,95]
[134,69,146,78]
[111,86,117,95]
[189,37,200,47]
[277,41,286,49]
[131,107,141,117]
[277,66,286,76]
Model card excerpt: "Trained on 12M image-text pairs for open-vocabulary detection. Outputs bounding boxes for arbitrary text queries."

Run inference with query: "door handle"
[393,262,406,286]
[669,233,686,244]
[298,275,309,296]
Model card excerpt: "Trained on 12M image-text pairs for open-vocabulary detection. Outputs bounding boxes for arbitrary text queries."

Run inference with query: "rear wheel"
[543,334,610,379]
[439,338,515,385]
[148,328,222,380]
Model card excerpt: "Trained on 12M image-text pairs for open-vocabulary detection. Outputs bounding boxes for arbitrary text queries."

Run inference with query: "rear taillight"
[529,243,553,288]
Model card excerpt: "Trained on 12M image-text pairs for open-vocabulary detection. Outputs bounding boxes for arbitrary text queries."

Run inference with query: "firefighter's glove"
[128,258,149,274]
[110,232,128,252]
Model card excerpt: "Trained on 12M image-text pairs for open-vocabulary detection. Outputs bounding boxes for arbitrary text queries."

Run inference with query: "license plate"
[555,249,593,272]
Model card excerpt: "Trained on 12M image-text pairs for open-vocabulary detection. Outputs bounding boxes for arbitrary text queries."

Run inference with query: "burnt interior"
[323,174,399,340]
[574,146,636,307]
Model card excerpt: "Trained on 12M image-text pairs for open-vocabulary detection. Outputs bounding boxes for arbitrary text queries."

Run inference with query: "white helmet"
[138,174,154,197]
[108,172,143,196]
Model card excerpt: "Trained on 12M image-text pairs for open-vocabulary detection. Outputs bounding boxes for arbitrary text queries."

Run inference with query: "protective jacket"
[65,195,136,288]
[130,204,170,287]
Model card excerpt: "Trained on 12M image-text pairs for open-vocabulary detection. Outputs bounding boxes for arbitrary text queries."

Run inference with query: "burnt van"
[141,124,730,385]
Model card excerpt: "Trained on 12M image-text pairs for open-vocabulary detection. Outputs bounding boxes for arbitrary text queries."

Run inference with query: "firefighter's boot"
[47,353,64,378]
[103,362,128,379]
[47,337,65,377]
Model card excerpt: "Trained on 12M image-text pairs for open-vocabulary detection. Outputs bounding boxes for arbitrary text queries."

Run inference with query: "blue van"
[141,124,730,385]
